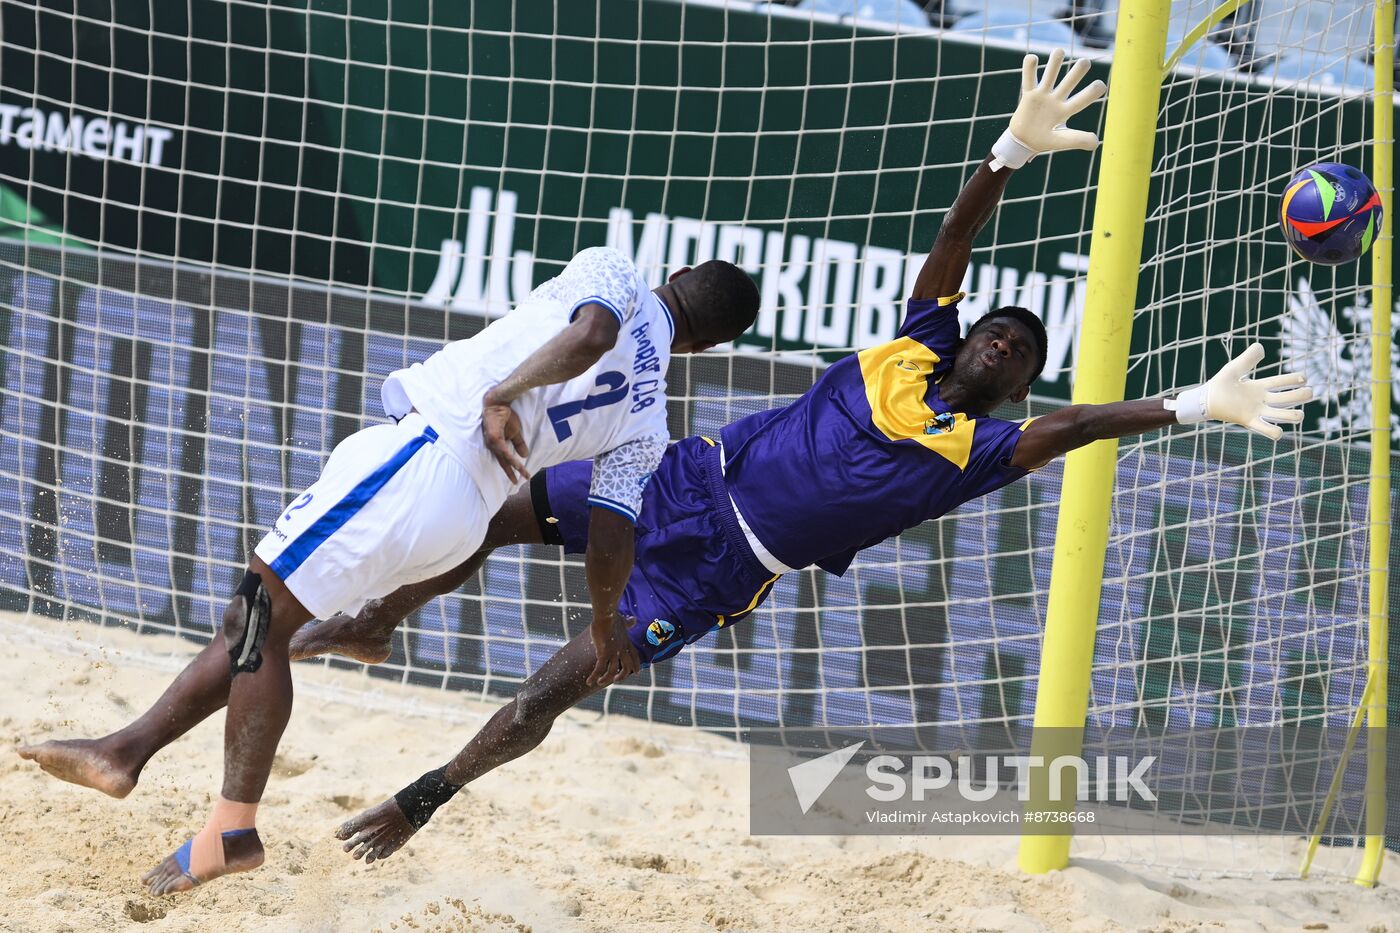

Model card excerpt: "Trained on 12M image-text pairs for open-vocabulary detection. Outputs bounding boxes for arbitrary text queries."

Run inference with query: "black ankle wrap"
[393,767,463,829]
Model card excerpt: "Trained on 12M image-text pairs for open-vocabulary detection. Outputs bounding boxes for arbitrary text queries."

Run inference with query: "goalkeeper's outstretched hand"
[1166,343,1314,441]
[991,48,1108,171]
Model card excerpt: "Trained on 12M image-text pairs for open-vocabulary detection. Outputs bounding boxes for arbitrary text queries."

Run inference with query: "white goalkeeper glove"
[1164,343,1314,441]
[990,48,1108,172]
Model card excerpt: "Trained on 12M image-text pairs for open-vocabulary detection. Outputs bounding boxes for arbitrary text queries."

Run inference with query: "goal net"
[1072,0,1393,876]
[0,0,1391,876]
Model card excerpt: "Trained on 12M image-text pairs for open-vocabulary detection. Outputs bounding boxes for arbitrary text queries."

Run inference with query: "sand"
[2,610,1398,933]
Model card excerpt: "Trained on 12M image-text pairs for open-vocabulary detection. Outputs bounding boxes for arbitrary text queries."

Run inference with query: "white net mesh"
[0,0,1391,876]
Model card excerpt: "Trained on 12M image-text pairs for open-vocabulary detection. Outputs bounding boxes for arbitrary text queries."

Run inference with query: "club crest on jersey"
[924,412,957,435]
[646,619,677,647]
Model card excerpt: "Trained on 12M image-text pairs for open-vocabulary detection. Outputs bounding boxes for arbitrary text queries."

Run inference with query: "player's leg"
[287,555,487,665]
[18,555,332,800]
[19,568,314,801]
[287,487,545,664]
[140,555,312,895]
[17,629,235,798]
[334,621,618,862]
[140,414,484,895]
[16,425,426,796]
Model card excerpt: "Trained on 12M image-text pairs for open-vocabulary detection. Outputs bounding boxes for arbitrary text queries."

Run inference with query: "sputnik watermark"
[787,743,1154,818]
[862,752,1156,803]
[754,739,1170,835]
[752,726,1384,836]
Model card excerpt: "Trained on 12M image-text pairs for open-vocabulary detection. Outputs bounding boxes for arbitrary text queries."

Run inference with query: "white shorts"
[253,412,488,619]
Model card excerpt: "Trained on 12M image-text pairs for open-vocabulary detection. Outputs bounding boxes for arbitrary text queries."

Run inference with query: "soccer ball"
[1279,162,1383,265]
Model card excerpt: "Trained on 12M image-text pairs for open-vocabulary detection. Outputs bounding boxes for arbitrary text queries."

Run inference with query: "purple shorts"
[534,436,779,666]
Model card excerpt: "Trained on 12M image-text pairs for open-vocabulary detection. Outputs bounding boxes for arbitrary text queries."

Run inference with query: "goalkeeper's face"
[953,317,1037,406]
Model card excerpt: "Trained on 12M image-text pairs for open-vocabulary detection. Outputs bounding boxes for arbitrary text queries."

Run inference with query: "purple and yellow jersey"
[720,294,1034,575]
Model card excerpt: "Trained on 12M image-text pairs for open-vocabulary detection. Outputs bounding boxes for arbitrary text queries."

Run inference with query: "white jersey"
[381,247,673,519]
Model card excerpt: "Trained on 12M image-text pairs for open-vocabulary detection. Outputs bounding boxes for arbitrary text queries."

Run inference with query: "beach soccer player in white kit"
[18,247,761,895]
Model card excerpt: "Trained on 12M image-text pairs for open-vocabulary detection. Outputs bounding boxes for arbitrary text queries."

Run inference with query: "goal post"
[1359,0,1394,889]
[1018,0,1171,875]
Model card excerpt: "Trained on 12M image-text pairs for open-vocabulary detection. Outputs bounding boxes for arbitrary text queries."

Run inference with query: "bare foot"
[142,829,265,896]
[16,738,139,799]
[288,613,393,664]
[335,798,419,864]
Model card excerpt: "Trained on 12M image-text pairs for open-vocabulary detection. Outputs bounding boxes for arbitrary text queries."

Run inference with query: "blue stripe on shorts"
[268,425,439,581]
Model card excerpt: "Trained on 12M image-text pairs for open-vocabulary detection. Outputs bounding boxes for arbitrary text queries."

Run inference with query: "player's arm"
[580,432,667,684]
[911,155,1014,301]
[584,507,641,686]
[1011,344,1313,470]
[912,49,1106,302]
[481,304,621,482]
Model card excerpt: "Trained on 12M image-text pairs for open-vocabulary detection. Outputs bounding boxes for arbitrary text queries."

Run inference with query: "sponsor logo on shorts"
[646,618,676,647]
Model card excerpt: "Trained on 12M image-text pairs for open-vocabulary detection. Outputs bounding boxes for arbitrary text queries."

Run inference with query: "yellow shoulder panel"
[857,336,974,471]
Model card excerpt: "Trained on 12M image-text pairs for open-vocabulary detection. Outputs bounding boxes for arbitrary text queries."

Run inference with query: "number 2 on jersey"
[546,371,629,441]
